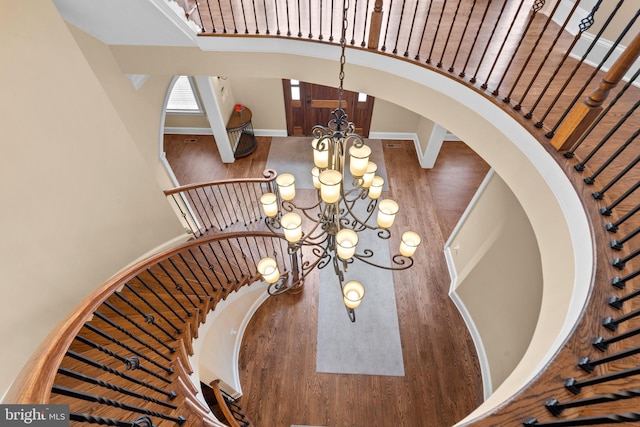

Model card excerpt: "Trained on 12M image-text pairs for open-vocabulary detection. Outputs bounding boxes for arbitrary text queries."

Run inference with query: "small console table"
[226,105,257,158]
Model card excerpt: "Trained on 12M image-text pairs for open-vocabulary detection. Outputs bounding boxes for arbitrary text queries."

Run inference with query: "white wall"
[448,171,543,393]
[0,0,185,398]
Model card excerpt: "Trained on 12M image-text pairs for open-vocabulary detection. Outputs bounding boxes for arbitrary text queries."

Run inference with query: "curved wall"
[108,39,593,420]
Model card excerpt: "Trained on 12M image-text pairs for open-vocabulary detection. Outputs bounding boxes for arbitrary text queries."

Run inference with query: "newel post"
[550,31,640,151]
[367,0,384,49]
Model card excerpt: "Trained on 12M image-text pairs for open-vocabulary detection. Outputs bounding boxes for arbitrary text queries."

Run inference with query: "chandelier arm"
[281,198,322,214]
[351,251,415,271]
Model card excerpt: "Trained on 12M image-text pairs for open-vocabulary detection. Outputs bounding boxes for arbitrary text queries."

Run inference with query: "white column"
[421,122,447,169]
[194,75,235,163]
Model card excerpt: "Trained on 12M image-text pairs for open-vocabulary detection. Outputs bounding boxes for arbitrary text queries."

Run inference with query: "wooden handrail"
[163,169,276,196]
[209,380,242,427]
[3,231,281,404]
[551,31,640,151]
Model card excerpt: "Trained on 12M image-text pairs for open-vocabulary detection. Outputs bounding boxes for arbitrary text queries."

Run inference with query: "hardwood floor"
[164,135,490,426]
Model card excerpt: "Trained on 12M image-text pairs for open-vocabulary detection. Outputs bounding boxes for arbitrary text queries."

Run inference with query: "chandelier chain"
[338,1,349,108]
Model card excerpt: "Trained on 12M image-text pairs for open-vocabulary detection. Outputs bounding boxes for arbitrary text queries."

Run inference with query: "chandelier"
[256,2,421,322]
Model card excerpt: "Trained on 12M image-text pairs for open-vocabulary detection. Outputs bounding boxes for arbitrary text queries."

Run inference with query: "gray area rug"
[266,137,388,190]
[316,220,405,376]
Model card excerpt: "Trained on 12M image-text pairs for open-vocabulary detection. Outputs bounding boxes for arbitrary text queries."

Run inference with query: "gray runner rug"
[316,221,405,376]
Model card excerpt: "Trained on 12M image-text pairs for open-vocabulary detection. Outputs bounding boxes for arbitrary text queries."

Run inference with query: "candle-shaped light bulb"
[362,162,377,188]
[377,199,399,228]
[349,144,372,178]
[311,167,321,190]
[399,231,421,257]
[336,229,359,260]
[281,212,302,243]
[260,193,278,218]
[368,176,384,199]
[276,173,296,201]
[319,170,342,204]
[257,257,280,284]
[312,138,329,168]
[343,281,365,309]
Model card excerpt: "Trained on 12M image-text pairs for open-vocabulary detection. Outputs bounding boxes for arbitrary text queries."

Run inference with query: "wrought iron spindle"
[523,413,640,426]
[492,0,544,97]
[514,0,582,112]
[482,0,526,89]
[240,0,250,33]
[228,0,239,33]
[591,143,640,200]
[592,326,640,352]
[297,0,303,37]
[465,0,494,82]
[92,311,171,361]
[74,335,171,383]
[125,282,182,334]
[599,181,640,216]
[545,388,640,416]
[351,0,358,44]
[437,0,463,68]
[156,263,200,307]
[608,286,640,309]
[574,101,640,173]
[69,413,158,427]
[52,385,186,425]
[198,245,230,290]
[564,366,640,395]
[612,247,640,270]
[285,0,292,36]
[65,350,177,399]
[274,0,281,35]
[392,0,407,55]
[251,0,259,34]
[190,247,225,291]
[602,306,640,331]
[183,191,207,234]
[610,227,640,251]
[57,368,177,409]
[114,292,177,340]
[177,252,217,294]
[606,204,640,233]
[360,0,370,47]
[426,0,447,65]
[448,0,476,72]
[82,323,173,374]
[139,272,189,321]
[414,0,433,61]
[215,240,242,283]
[166,258,206,301]
[170,194,197,236]
[403,0,420,58]
[103,301,176,353]
[380,0,394,51]
[216,0,228,33]
[609,263,638,287]
[578,346,640,373]
[329,0,335,41]
[187,190,211,233]
[503,0,561,104]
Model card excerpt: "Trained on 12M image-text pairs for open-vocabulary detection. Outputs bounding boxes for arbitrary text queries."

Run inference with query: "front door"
[283,79,375,136]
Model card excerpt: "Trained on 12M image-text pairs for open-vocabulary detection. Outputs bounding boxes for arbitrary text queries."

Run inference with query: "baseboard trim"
[164,127,213,135]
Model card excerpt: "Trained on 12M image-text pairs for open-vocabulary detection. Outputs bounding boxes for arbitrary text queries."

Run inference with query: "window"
[358,92,368,102]
[166,76,203,113]
[290,79,301,101]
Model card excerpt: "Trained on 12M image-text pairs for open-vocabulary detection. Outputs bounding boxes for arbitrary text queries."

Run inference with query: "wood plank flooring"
[164,135,490,426]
